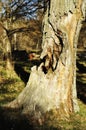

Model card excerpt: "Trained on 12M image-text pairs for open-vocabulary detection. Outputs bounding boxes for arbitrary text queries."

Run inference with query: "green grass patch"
[0,61,25,105]
[43,100,86,130]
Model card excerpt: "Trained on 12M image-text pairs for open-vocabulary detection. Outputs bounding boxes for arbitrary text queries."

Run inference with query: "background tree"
[0,0,48,74]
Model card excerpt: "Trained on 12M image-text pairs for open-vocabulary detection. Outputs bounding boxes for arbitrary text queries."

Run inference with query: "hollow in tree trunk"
[6,0,86,120]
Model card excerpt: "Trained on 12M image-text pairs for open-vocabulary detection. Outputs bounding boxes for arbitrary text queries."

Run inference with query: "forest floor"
[0,49,86,130]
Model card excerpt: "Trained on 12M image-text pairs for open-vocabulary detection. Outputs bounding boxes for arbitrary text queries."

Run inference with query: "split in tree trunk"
[4,0,86,121]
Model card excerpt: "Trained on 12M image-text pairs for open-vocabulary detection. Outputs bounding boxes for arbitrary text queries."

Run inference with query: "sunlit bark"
[6,0,86,120]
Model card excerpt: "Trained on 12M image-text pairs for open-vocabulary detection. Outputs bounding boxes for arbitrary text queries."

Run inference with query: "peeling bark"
[6,0,86,120]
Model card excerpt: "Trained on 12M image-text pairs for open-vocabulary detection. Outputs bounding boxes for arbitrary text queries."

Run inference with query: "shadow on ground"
[0,107,46,130]
[76,51,86,104]
[0,106,56,130]
[14,63,30,85]
[14,59,41,85]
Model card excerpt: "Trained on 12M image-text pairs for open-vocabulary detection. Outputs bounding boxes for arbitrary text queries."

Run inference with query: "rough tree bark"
[6,0,86,120]
[0,22,13,71]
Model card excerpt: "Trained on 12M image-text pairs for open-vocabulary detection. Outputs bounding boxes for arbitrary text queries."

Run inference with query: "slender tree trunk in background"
[6,0,86,120]
[1,21,14,76]
[5,33,14,76]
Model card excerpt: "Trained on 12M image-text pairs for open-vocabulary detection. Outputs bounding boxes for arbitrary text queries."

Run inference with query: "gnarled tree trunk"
[6,0,86,120]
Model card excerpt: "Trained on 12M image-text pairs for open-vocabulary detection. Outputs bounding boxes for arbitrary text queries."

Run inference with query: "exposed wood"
[5,0,86,120]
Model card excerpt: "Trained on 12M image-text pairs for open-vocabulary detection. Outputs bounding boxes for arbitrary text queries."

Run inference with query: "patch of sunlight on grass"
[78,100,86,129]
[79,61,86,67]
[0,62,25,106]
[78,100,86,117]
[43,100,86,130]
[77,72,86,83]
[0,80,24,106]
